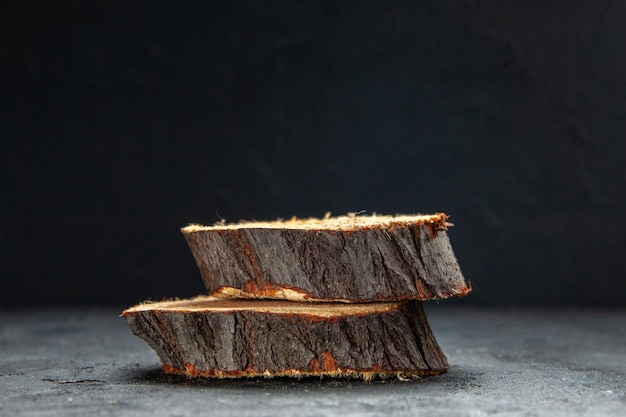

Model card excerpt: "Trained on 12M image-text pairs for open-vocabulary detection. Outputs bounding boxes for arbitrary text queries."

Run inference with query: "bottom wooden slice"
[122,296,448,379]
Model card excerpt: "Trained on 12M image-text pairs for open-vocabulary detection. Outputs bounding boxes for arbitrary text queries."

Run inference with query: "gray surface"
[1,307,624,417]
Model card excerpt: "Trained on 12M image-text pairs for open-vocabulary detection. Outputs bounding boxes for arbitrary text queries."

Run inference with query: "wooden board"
[122,296,449,379]
[182,213,470,302]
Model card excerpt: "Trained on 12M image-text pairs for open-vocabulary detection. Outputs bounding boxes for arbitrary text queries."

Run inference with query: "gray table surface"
[1,306,624,417]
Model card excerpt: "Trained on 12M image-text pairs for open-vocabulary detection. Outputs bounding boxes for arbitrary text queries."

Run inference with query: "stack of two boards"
[122,213,470,379]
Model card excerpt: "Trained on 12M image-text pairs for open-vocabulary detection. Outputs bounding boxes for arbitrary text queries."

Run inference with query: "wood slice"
[122,296,449,379]
[182,213,470,302]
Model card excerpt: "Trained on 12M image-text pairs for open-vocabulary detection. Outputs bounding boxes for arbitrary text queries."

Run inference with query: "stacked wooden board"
[122,213,470,379]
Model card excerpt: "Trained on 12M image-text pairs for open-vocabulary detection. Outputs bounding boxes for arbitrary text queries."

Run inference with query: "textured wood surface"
[182,213,470,302]
[122,297,449,379]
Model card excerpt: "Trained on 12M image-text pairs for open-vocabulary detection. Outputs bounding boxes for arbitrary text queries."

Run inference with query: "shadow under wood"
[117,365,472,391]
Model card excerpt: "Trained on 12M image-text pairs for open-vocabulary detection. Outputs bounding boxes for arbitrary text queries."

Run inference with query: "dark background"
[2,1,625,308]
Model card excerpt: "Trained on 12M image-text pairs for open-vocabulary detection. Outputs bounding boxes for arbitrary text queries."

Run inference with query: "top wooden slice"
[181,212,470,302]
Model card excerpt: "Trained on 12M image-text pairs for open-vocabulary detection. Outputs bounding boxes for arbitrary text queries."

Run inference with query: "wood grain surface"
[182,213,470,302]
[122,297,448,379]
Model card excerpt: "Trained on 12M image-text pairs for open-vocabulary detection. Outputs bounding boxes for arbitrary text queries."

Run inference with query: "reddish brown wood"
[122,297,448,379]
[182,213,470,302]
[123,213,469,379]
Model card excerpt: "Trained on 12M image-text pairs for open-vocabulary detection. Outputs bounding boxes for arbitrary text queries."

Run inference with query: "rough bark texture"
[122,297,448,379]
[182,213,470,302]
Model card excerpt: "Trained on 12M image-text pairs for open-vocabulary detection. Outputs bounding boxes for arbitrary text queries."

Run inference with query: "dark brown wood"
[122,297,449,379]
[182,213,470,302]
